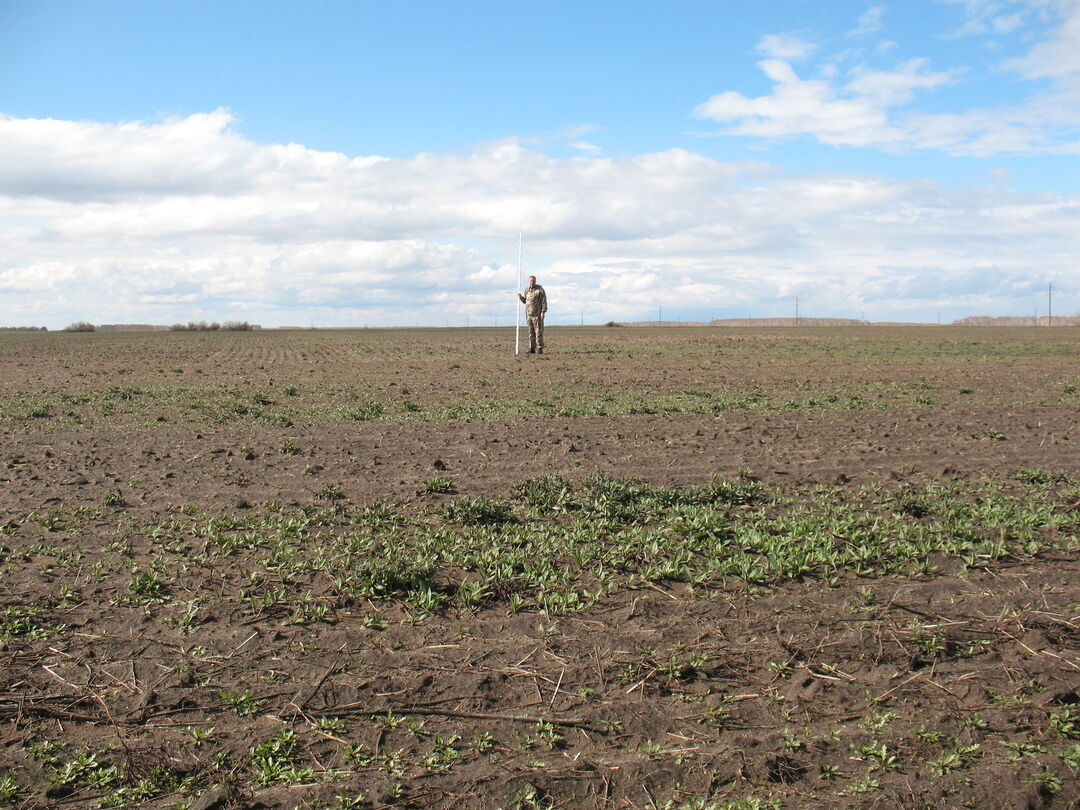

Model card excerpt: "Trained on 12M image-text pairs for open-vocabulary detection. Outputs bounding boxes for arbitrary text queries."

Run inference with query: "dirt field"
[1,326,1078,809]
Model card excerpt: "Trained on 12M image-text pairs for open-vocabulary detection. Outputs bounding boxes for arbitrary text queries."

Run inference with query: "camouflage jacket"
[519,284,547,317]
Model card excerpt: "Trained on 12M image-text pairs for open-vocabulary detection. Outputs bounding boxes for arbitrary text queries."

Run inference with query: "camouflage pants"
[527,315,544,352]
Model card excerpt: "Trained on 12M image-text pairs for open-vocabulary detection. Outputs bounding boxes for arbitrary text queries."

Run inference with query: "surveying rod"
[515,232,523,355]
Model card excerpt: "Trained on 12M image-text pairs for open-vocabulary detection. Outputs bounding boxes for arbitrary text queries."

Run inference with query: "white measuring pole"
[515,232,523,355]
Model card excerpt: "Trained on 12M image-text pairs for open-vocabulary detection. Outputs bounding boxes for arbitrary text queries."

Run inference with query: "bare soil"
[1,326,1078,809]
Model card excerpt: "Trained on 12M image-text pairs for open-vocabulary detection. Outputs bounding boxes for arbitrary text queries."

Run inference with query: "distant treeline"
[170,321,260,331]
[55,321,262,333]
[0,326,48,331]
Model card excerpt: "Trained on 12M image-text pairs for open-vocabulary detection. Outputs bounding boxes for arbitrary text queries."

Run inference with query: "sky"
[2,0,1079,328]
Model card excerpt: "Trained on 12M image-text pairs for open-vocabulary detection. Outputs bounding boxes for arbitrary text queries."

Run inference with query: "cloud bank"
[1,108,1077,327]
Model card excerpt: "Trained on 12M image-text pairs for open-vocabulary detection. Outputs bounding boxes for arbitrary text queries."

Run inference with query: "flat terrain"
[0,326,1078,809]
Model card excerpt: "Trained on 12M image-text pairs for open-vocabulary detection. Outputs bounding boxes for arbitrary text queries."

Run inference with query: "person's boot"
[537,348,544,354]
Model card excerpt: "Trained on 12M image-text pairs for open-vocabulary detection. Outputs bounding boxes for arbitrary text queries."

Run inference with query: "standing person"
[518,275,548,354]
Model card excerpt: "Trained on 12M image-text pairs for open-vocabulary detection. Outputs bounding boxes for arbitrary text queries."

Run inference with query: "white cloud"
[694,58,955,146]
[569,141,603,155]
[943,0,1049,37]
[554,124,602,140]
[0,111,1078,327]
[1002,0,1080,79]
[850,5,887,36]
[755,33,816,60]
[0,109,262,200]
[694,2,1080,156]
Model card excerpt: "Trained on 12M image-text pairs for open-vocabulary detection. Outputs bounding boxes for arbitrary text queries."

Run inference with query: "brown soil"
[1,326,1078,809]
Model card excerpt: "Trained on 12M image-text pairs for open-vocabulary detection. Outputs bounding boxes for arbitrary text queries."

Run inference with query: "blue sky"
[2,0,1079,327]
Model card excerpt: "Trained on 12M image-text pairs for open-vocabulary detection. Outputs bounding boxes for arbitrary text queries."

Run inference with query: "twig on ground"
[309,703,604,732]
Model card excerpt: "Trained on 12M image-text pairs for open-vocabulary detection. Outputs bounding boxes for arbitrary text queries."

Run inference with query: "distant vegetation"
[0,326,47,331]
[46,321,263,333]
[170,321,259,331]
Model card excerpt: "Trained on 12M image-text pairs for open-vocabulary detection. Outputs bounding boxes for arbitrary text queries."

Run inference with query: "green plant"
[637,739,665,759]
[912,628,947,659]
[340,401,383,421]
[1015,467,1069,485]
[818,763,843,780]
[1061,743,1080,772]
[516,474,578,512]
[175,600,201,634]
[21,399,52,419]
[862,709,897,733]
[779,728,804,751]
[469,730,494,753]
[186,726,216,743]
[315,483,345,501]
[530,720,565,750]
[53,751,120,789]
[361,612,387,630]
[220,689,264,716]
[1049,707,1079,739]
[128,569,164,598]
[0,773,24,802]
[958,713,987,732]
[843,773,880,795]
[850,741,900,771]
[249,728,315,786]
[1027,765,1063,795]
[326,792,369,809]
[441,496,515,526]
[423,733,461,772]
[1001,740,1045,762]
[424,476,456,494]
[501,783,558,810]
[767,660,794,678]
[103,488,125,507]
